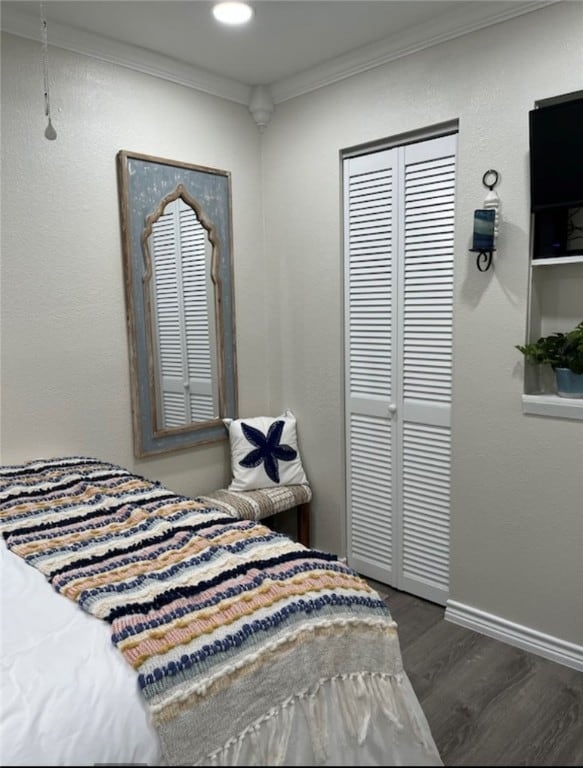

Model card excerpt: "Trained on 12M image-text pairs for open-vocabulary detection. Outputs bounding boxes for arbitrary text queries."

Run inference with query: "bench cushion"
[197,484,312,522]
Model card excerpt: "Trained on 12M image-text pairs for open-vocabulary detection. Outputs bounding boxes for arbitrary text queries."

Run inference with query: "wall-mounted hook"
[470,170,500,271]
[482,169,499,190]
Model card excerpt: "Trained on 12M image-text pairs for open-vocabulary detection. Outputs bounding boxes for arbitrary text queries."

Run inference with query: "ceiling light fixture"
[212,2,253,26]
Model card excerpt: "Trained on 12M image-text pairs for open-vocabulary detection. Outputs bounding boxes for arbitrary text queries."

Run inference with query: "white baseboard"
[445,599,583,672]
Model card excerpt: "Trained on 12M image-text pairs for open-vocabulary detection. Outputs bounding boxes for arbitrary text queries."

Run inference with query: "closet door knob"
[388,404,397,414]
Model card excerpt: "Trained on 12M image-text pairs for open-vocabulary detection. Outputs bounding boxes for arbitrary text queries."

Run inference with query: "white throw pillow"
[224,410,308,491]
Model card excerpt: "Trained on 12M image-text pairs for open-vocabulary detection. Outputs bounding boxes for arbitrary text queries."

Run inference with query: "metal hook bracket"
[482,169,499,191]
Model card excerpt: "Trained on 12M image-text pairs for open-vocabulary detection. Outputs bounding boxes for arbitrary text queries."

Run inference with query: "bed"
[0,456,442,766]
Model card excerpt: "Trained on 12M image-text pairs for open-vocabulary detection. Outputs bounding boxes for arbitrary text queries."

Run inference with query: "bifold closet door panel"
[344,149,398,586]
[399,134,456,605]
[344,133,457,605]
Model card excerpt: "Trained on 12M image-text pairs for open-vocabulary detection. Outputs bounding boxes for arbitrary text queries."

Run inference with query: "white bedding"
[1,531,443,767]
[0,538,161,766]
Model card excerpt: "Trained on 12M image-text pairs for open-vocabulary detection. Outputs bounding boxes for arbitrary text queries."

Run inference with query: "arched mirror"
[117,151,237,457]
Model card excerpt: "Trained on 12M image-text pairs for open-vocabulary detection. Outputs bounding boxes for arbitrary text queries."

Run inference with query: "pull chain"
[41,2,57,140]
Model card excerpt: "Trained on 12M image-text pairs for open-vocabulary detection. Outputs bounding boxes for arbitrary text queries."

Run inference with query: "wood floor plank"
[363,578,583,766]
[366,578,444,650]
[400,618,489,700]
[418,635,538,765]
[454,657,583,766]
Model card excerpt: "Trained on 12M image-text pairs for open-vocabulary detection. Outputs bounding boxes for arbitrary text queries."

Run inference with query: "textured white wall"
[0,33,266,496]
[260,2,583,646]
[1,3,582,651]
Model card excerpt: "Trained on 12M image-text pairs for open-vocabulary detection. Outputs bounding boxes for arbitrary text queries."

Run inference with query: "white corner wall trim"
[445,599,583,672]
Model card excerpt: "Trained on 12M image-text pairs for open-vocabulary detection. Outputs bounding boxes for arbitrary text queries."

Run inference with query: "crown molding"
[1,2,559,108]
[0,5,251,105]
[270,1,559,103]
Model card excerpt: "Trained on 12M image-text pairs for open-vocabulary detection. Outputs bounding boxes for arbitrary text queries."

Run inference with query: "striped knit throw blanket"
[0,457,412,765]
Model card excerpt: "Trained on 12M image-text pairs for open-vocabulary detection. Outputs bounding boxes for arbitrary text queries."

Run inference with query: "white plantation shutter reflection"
[345,133,456,605]
[151,206,186,427]
[179,204,217,422]
[150,199,218,428]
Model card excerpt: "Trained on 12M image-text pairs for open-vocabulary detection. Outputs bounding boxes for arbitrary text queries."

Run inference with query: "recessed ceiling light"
[213,2,254,26]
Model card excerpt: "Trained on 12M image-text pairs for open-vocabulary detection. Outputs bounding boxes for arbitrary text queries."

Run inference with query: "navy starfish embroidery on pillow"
[239,420,297,484]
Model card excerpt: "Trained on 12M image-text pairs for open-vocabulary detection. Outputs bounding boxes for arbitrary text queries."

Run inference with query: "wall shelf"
[522,93,583,421]
[532,255,583,267]
[522,394,583,421]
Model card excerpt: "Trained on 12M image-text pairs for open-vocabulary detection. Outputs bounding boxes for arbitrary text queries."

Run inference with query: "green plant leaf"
[516,321,583,373]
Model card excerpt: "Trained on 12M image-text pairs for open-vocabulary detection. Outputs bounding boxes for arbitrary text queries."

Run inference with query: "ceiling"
[1,1,554,104]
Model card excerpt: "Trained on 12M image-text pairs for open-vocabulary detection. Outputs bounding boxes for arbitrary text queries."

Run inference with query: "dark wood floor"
[366,578,583,767]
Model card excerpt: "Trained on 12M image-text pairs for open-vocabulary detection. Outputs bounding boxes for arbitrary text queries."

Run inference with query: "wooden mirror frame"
[116,150,238,457]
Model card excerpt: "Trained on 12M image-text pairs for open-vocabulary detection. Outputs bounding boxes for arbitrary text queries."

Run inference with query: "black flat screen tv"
[529,95,583,211]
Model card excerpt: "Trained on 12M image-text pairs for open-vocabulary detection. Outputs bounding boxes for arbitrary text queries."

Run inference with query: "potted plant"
[516,320,583,398]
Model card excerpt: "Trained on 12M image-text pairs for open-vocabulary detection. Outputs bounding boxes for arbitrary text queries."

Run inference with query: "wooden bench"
[197,484,312,548]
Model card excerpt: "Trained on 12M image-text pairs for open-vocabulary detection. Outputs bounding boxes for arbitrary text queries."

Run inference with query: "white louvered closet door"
[344,133,456,606]
[344,149,398,587]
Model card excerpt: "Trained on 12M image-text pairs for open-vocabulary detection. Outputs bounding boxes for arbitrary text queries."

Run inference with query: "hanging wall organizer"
[471,169,500,271]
